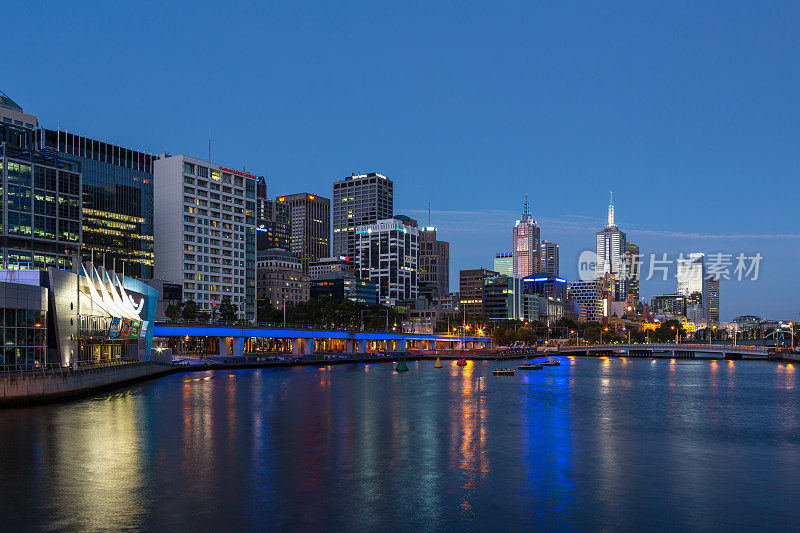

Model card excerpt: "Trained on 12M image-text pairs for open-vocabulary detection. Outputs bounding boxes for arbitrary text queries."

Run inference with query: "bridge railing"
[559,343,769,353]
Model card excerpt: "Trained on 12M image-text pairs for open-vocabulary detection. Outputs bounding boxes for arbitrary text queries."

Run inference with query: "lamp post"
[601,327,608,345]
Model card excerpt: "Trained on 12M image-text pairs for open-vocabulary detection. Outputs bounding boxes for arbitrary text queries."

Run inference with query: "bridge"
[153,323,492,357]
[558,343,770,359]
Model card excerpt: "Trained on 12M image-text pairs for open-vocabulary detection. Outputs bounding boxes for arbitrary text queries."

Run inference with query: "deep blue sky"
[5,2,799,320]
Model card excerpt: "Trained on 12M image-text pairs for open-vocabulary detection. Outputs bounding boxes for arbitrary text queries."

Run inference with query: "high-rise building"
[355,218,418,305]
[256,248,309,309]
[539,241,559,277]
[677,253,704,297]
[513,195,540,278]
[596,192,627,301]
[154,155,257,320]
[40,128,156,278]
[255,177,290,252]
[493,252,513,277]
[568,279,604,323]
[459,268,499,316]
[0,123,81,269]
[625,242,640,306]
[332,172,393,258]
[308,256,357,280]
[311,272,377,305]
[279,193,330,274]
[418,226,449,301]
[704,276,720,323]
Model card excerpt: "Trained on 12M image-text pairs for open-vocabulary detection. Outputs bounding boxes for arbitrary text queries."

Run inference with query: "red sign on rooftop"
[218,166,258,180]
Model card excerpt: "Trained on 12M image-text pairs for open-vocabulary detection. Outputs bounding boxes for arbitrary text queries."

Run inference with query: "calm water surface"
[2,357,800,531]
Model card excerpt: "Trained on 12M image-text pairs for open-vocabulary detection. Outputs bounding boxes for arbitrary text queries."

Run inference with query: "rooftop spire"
[523,194,530,218]
[607,190,615,227]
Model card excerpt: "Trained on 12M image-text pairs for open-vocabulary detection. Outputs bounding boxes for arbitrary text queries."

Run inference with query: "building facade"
[310,272,377,305]
[355,218,418,305]
[154,155,257,320]
[280,193,330,274]
[459,268,498,316]
[332,172,393,258]
[651,294,688,320]
[308,255,357,280]
[40,128,156,278]
[539,241,559,277]
[0,90,38,129]
[256,248,309,309]
[568,279,604,323]
[0,123,82,270]
[493,252,513,277]
[483,275,524,320]
[513,196,540,278]
[625,242,640,313]
[255,176,290,252]
[418,226,449,301]
[0,266,157,368]
[704,276,720,323]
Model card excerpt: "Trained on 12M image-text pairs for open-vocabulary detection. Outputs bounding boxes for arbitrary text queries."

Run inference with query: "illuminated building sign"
[218,166,258,180]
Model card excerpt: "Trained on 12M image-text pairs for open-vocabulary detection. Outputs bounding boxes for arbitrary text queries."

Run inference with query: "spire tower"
[607,190,615,227]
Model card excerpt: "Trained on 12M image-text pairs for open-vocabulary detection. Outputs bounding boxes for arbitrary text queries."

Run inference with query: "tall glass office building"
[38,129,156,278]
[0,123,81,269]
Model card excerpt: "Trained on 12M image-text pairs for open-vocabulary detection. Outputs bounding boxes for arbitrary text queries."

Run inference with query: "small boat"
[493,368,515,376]
[456,356,467,367]
[518,363,543,370]
[539,360,561,366]
[395,360,409,372]
[434,357,443,368]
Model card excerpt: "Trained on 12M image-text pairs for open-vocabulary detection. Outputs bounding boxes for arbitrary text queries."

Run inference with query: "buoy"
[456,357,467,367]
[434,357,443,368]
[395,361,409,372]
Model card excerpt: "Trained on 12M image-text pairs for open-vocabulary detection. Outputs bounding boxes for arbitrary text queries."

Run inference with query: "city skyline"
[4,2,799,320]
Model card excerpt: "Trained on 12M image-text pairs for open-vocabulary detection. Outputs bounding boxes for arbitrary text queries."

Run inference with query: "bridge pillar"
[397,340,406,353]
[304,338,314,355]
[291,339,301,355]
[231,337,244,357]
[359,340,367,354]
[432,340,438,351]
[346,340,355,353]
[219,337,231,357]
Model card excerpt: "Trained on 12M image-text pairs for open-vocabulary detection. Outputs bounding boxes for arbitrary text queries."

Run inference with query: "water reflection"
[0,359,799,530]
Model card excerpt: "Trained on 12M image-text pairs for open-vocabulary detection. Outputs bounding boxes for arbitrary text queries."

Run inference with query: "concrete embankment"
[0,362,174,407]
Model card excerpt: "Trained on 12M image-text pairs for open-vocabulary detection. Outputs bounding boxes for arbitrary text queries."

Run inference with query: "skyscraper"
[677,253,704,296]
[595,192,627,301]
[625,242,640,318]
[279,193,331,274]
[539,241,559,277]
[513,195,540,279]
[418,226,449,301]
[459,268,499,316]
[255,177,290,252]
[704,276,720,323]
[355,218,418,305]
[332,172,393,258]
[153,155,257,320]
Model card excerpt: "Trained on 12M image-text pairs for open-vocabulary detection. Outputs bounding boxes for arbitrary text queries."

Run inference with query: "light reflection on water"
[1,359,800,530]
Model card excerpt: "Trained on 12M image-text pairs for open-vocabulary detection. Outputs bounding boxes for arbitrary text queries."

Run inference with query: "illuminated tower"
[595,191,627,301]
[512,195,540,278]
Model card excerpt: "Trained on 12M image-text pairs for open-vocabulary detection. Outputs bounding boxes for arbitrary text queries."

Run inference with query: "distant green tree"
[219,296,238,321]
[164,302,183,320]
[650,320,686,343]
[516,326,536,345]
[181,300,199,321]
